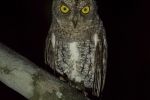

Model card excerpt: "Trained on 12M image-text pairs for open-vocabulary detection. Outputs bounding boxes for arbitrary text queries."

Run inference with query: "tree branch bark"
[0,42,87,100]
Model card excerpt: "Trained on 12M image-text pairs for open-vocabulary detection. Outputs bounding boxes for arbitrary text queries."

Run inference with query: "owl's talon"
[84,91,88,97]
[59,76,66,81]
[68,82,76,87]
[72,85,75,88]
[85,97,91,100]
[68,82,72,85]
[76,86,81,90]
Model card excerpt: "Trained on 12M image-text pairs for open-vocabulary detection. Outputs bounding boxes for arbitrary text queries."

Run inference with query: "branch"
[0,42,87,100]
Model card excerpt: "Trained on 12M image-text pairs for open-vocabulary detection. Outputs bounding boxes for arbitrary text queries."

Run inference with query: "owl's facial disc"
[54,0,96,30]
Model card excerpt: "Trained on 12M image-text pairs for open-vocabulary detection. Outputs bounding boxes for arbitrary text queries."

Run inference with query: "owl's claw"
[85,97,91,100]
[68,82,76,87]
[84,91,88,97]
[59,76,66,81]
[72,85,75,88]
[76,86,81,90]
[68,81,72,85]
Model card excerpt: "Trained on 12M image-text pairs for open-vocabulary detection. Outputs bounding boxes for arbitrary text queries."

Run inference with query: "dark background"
[0,0,149,100]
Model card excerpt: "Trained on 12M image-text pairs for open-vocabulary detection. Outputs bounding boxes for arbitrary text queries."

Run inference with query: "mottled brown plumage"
[45,0,107,99]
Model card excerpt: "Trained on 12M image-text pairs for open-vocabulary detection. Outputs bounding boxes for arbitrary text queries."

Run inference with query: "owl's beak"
[72,16,78,28]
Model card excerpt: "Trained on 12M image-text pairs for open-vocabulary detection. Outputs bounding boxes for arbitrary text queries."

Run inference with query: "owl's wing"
[92,26,107,98]
[45,30,55,70]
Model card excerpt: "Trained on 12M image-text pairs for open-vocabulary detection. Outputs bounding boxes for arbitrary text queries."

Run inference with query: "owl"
[45,0,107,99]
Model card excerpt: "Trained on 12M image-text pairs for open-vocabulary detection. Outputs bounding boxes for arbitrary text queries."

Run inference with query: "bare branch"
[0,43,87,100]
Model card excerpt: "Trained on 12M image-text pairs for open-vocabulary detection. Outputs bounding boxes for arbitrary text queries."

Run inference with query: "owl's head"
[52,0,98,30]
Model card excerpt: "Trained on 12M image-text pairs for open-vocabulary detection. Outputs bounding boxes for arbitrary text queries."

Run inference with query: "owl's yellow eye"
[61,5,69,13]
[81,6,90,14]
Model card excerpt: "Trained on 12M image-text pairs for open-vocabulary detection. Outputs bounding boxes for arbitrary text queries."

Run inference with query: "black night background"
[0,0,149,100]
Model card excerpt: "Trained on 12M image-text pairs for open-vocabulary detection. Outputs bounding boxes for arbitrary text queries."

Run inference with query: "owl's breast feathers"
[51,33,100,89]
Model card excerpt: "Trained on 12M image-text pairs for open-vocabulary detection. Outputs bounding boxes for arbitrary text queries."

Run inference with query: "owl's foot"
[68,82,76,87]
[59,76,66,82]
[84,91,88,97]
[76,86,81,90]
[85,97,91,100]
[68,81,72,85]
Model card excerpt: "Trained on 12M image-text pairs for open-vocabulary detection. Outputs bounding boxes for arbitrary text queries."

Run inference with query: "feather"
[92,26,107,98]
